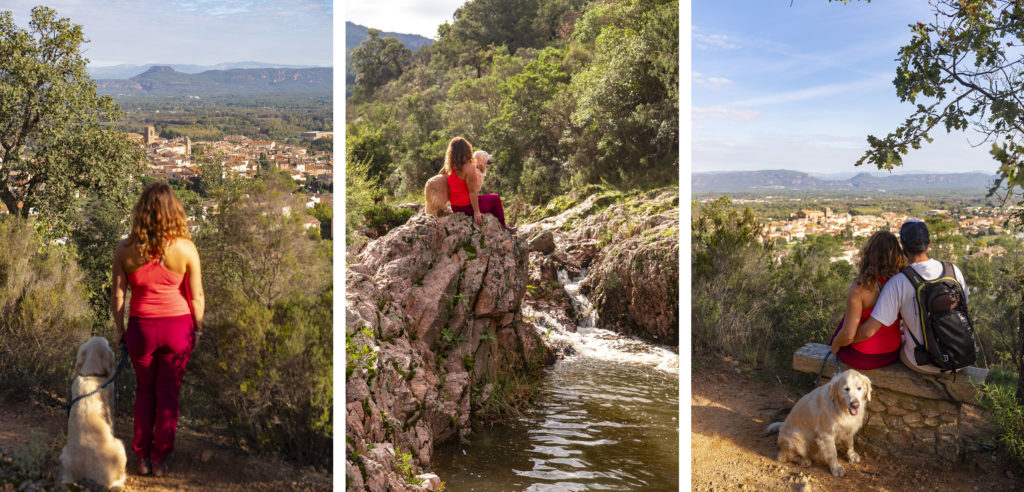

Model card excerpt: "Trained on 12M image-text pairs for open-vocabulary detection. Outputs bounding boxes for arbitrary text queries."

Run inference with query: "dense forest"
[345,0,678,236]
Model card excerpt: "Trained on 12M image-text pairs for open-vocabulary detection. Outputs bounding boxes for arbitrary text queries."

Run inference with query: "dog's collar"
[78,373,111,378]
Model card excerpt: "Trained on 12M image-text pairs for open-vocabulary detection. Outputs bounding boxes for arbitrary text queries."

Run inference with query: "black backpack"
[902,262,977,372]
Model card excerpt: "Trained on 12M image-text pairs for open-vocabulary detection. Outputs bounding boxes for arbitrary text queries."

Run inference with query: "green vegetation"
[394,449,424,486]
[475,371,544,423]
[690,197,851,370]
[106,94,332,144]
[347,325,379,379]
[7,431,53,481]
[0,216,92,395]
[346,0,678,236]
[0,7,145,233]
[189,172,333,466]
[977,382,1024,461]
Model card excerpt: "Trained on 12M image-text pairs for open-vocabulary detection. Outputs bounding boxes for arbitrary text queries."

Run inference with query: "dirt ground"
[0,395,331,491]
[692,357,1020,492]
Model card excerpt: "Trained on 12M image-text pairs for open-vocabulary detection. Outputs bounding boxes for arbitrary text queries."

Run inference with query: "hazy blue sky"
[346,0,465,39]
[6,0,332,67]
[693,0,995,175]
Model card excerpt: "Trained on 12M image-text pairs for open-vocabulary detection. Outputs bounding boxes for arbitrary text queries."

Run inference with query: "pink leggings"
[452,194,508,229]
[125,314,195,463]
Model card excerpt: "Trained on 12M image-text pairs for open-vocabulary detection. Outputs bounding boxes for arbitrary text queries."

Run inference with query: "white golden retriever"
[765,369,871,477]
[60,336,127,491]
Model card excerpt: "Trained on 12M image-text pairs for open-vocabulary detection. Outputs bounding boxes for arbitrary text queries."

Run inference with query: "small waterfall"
[552,269,679,374]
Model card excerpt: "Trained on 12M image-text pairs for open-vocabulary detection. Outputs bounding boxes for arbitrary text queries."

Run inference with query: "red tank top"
[128,258,191,318]
[447,172,470,207]
[842,276,901,354]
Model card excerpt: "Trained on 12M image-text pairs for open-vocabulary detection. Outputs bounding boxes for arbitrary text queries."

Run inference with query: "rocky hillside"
[95,66,332,97]
[345,213,551,491]
[520,187,679,345]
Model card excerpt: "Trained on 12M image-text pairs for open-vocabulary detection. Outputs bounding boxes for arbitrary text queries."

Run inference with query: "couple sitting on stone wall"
[830,219,974,375]
[424,136,516,234]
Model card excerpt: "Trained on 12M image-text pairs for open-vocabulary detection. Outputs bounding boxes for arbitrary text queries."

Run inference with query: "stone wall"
[793,343,992,465]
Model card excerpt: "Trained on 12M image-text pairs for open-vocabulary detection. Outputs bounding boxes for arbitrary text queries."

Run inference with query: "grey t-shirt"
[869,258,968,374]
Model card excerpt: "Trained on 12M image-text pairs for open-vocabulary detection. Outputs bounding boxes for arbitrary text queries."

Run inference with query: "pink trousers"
[452,193,509,229]
[125,314,194,463]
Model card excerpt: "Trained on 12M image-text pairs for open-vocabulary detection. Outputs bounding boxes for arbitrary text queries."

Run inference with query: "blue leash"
[815,351,842,387]
[65,343,130,416]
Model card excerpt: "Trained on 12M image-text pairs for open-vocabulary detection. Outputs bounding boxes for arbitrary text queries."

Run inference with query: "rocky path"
[691,358,1018,491]
[0,396,331,491]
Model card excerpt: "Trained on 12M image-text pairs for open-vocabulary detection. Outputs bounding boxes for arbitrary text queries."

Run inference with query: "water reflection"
[433,269,678,490]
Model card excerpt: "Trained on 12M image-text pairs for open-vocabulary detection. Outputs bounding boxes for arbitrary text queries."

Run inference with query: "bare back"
[116,237,193,275]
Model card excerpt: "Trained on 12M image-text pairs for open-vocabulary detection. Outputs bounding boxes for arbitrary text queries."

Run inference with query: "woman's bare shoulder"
[849,280,880,302]
[848,280,874,297]
[169,237,199,258]
[114,237,133,256]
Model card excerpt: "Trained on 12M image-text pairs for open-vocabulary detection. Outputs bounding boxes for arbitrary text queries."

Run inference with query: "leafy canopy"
[852,0,1024,200]
[0,7,144,229]
[350,29,414,99]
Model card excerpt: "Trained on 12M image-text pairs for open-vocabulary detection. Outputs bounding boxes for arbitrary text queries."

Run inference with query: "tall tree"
[0,7,144,229]
[350,29,413,98]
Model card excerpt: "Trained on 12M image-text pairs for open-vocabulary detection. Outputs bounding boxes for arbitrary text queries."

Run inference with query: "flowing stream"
[432,270,679,490]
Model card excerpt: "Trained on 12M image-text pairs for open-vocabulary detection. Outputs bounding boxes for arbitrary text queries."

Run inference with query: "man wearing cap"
[851,219,969,374]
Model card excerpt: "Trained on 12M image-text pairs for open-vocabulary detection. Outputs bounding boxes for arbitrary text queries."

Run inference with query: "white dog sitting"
[765,368,871,477]
[61,336,127,491]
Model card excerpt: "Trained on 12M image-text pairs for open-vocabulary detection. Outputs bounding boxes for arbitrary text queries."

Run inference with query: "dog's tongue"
[849,408,859,416]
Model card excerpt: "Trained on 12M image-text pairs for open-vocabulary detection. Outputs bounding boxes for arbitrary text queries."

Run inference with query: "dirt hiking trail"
[692,357,1020,492]
[0,396,330,491]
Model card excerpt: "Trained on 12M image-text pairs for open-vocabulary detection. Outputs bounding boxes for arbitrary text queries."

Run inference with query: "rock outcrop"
[345,213,550,491]
[520,188,679,345]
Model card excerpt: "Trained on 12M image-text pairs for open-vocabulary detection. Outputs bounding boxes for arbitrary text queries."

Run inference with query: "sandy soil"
[0,395,331,491]
[692,357,1019,492]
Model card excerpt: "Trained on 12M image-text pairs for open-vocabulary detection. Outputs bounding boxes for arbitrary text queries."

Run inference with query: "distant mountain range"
[95,66,332,97]
[692,170,999,194]
[88,61,323,81]
[345,21,434,53]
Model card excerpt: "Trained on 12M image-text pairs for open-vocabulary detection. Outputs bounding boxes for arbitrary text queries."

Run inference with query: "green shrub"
[189,173,332,466]
[8,431,55,481]
[393,449,423,486]
[692,196,851,370]
[977,382,1024,462]
[0,216,92,396]
[362,204,415,238]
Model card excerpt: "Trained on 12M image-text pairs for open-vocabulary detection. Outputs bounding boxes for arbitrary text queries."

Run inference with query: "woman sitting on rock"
[829,230,905,369]
[442,136,515,233]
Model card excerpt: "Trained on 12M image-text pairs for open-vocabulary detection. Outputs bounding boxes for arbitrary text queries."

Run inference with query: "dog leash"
[65,343,130,417]
[814,352,842,388]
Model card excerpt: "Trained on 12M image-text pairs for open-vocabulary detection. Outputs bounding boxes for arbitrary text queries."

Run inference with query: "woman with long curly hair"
[442,136,515,232]
[111,182,204,478]
[829,230,905,369]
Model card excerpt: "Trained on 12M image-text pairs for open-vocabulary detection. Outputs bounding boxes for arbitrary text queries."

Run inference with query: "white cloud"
[692,71,733,89]
[728,74,891,107]
[692,27,740,50]
[692,106,759,121]
[347,0,466,38]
